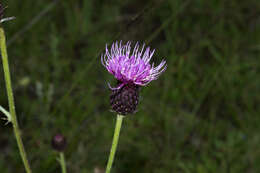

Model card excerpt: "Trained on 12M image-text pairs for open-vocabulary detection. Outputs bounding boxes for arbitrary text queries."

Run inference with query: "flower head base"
[110,83,139,115]
[102,41,166,88]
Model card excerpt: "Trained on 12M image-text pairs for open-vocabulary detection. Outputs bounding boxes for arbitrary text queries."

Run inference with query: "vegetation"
[0,0,259,172]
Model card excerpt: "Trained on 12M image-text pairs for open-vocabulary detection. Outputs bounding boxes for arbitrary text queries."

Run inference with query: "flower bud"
[51,133,67,152]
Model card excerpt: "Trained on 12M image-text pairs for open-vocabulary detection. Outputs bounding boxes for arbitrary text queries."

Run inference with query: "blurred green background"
[0,0,260,172]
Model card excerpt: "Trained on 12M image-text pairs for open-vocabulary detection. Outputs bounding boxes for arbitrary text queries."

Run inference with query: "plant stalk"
[59,152,67,173]
[0,27,32,173]
[105,114,124,173]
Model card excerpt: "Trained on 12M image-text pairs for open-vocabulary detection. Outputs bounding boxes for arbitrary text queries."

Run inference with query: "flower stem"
[0,27,32,173]
[59,152,67,173]
[105,114,124,173]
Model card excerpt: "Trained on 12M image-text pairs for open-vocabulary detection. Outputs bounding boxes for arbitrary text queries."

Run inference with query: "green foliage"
[0,0,259,172]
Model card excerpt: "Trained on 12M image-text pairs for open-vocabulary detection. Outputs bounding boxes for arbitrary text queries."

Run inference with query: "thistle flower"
[51,133,67,152]
[102,41,166,115]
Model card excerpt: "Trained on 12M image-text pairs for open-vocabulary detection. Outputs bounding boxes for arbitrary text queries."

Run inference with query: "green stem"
[105,114,124,173]
[59,152,67,173]
[0,27,32,173]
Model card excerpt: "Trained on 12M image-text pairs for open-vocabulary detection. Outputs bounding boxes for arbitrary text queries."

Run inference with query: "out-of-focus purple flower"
[102,41,166,115]
[101,41,166,89]
[51,133,67,152]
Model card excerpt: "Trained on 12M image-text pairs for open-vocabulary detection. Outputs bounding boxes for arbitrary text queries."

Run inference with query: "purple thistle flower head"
[102,41,166,115]
[101,41,166,89]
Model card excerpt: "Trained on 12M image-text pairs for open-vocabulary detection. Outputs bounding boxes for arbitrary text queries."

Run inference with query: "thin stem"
[0,27,32,173]
[105,114,124,173]
[59,152,67,173]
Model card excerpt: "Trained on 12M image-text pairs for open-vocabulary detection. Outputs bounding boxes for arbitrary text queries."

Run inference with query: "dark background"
[0,0,260,172]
